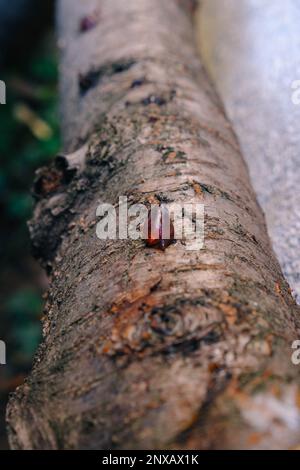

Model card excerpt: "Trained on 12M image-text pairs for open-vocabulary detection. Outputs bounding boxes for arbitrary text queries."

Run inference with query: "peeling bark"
[6,0,300,450]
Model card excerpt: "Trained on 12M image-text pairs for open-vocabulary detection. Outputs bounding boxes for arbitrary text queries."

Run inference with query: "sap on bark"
[144,205,175,250]
[79,11,100,33]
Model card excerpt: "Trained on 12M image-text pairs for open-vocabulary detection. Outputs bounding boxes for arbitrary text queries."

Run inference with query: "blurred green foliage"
[0,39,60,228]
[0,33,60,375]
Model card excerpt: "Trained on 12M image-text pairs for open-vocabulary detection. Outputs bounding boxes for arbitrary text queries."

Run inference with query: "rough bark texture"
[6,0,300,450]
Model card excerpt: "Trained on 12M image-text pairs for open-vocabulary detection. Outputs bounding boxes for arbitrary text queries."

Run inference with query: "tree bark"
[7,0,300,450]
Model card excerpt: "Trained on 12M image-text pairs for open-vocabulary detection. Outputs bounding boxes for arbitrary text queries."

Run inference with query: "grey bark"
[6,0,300,450]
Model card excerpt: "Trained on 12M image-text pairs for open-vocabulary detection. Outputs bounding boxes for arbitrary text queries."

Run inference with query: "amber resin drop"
[144,205,175,250]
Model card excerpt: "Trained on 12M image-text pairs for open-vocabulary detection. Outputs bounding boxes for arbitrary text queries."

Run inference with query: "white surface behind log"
[197,0,300,301]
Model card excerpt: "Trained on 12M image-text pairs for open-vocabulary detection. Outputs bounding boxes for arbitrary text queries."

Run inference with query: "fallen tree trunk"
[7,0,300,450]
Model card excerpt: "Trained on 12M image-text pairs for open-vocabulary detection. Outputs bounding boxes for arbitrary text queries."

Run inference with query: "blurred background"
[0,0,58,448]
[0,0,300,450]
